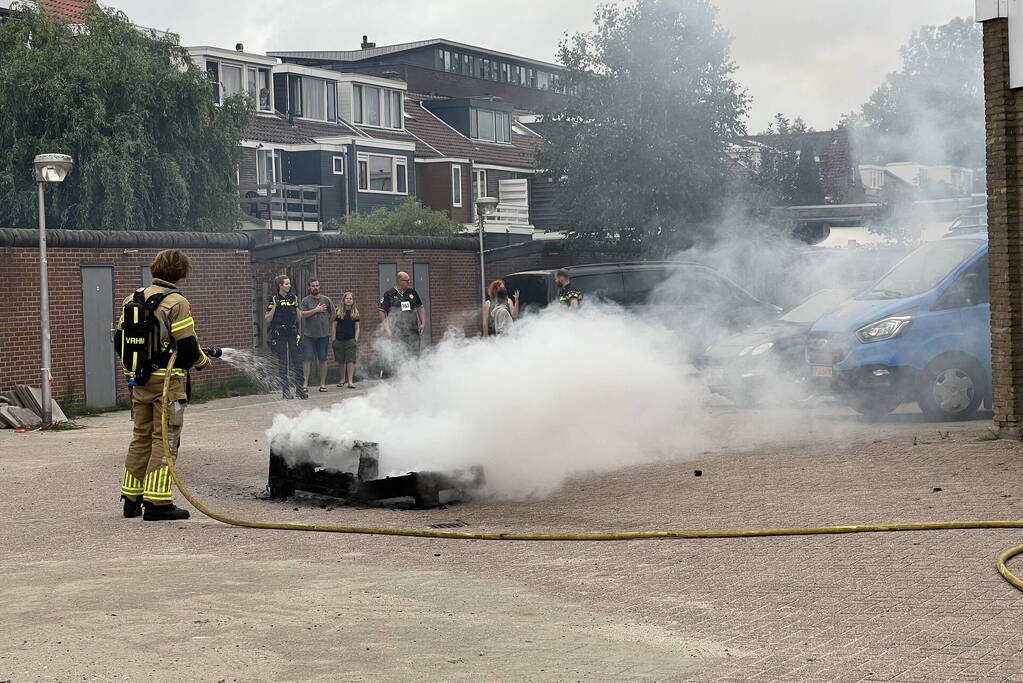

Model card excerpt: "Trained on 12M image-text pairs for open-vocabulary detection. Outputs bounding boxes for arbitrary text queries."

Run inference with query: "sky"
[106,0,972,132]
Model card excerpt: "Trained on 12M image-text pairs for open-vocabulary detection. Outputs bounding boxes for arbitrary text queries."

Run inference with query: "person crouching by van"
[555,268,582,309]
[333,291,360,388]
[491,287,514,335]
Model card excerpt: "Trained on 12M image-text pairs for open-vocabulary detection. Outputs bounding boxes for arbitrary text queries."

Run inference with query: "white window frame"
[246,66,272,112]
[352,84,403,130]
[356,152,409,195]
[256,148,282,185]
[470,108,511,144]
[474,169,487,200]
[452,165,462,207]
[294,75,336,123]
[208,58,272,112]
[332,155,345,175]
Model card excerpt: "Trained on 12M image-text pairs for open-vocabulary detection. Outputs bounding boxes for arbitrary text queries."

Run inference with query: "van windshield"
[858,239,984,300]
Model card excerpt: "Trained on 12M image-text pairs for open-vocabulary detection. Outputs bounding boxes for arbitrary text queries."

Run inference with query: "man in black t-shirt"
[378,271,425,359]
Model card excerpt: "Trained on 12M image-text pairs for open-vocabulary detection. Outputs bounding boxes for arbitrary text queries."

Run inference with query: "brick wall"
[0,246,253,405]
[981,17,1023,435]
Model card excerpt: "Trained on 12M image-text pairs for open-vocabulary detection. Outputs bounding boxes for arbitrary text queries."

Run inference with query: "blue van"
[806,232,990,420]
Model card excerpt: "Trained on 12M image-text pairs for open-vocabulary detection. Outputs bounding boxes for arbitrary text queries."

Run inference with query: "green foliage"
[852,17,982,167]
[749,114,823,206]
[538,0,749,254]
[0,4,251,230]
[334,199,465,237]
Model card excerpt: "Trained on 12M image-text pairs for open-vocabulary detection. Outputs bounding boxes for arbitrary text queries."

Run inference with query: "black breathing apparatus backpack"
[120,287,173,387]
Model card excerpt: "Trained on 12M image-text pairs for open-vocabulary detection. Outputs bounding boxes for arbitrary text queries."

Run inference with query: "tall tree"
[539,0,749,253]
[854,17,982,168]
[0,4,251,231]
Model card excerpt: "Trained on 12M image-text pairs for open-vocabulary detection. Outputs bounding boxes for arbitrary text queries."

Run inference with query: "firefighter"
[115,249,210,521]
[264,274,305,400]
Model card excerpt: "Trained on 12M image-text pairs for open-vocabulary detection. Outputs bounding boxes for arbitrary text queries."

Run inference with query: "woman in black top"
[333,291,361,388]
[264,275,306,399]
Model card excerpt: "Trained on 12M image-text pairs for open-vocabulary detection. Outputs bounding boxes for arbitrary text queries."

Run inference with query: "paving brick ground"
[1,389,1022,681]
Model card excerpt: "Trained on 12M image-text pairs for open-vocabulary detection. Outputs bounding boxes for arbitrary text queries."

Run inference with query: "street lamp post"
[33,153,74,426]
[475,196,499,306]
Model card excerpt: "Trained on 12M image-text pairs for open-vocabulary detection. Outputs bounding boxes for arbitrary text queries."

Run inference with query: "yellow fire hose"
[159,353,1023,592]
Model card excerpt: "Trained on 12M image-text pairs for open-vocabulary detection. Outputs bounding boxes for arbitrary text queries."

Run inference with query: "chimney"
[235,42,245,52]
[361,35,376,49]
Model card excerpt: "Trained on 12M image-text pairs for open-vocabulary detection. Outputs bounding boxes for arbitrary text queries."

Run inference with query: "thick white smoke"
[267,305,713,501]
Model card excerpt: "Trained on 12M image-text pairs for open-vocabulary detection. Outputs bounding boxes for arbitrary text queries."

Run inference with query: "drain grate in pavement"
[429,521,467,529]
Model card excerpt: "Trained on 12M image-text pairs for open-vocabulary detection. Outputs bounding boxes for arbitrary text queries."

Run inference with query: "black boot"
[122,495,143,518]
[142,502,191,521]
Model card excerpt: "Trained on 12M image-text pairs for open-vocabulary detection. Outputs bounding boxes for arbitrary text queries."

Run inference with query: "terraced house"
[191,38,568,245]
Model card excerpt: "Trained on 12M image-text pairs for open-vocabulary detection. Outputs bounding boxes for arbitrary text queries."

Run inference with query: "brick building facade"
[0,229,254,407]
[979,12,1023,435]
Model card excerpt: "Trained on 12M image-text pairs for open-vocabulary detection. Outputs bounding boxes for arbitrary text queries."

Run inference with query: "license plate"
[812,366,833,378]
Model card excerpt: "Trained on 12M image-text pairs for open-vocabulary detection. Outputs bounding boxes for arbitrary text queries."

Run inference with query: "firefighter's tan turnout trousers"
[120,373,186,506]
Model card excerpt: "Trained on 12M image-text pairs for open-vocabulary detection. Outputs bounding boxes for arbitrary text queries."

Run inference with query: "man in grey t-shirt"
[298,279,335,392]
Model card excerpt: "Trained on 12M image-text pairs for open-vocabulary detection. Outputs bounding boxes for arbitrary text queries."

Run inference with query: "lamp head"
[475,196,499,216]
[34,154,73,183]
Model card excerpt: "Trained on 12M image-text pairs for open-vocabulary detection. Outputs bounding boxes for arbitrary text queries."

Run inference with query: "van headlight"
[856,313,914,343]
[750,342,774,356]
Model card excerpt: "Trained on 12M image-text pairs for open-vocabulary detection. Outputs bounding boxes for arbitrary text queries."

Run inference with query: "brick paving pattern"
[2,396,1022,680]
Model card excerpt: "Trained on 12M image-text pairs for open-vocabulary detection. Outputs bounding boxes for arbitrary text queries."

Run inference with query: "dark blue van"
[806,233,990,420]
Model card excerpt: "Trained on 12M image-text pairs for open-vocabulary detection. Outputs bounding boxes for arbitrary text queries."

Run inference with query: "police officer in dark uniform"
[378,271,425,360]
[555,268,583,309]
[264,275,306,399]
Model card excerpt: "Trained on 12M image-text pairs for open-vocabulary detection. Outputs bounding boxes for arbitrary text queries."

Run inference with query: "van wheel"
[917,356,984,421]
[848,390,903,418]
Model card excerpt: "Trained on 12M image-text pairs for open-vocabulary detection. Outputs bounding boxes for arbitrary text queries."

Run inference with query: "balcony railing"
[489,203,530,226]
[240,183,323,232]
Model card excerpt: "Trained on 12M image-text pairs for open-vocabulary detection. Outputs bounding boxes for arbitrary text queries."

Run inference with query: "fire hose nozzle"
[203,346,223,358]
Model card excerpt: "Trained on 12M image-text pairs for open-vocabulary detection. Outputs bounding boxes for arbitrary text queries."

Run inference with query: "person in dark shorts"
[378,271,425,361]
[264,274,306,399]
[333,291,361,388]
[298,279,334,392]
[555,268,582,309]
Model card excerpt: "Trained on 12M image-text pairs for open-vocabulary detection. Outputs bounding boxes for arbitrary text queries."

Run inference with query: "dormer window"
[469,108,510,143]
[352,84,403,130]
[279,74,337,122]
[206,59,271,112]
